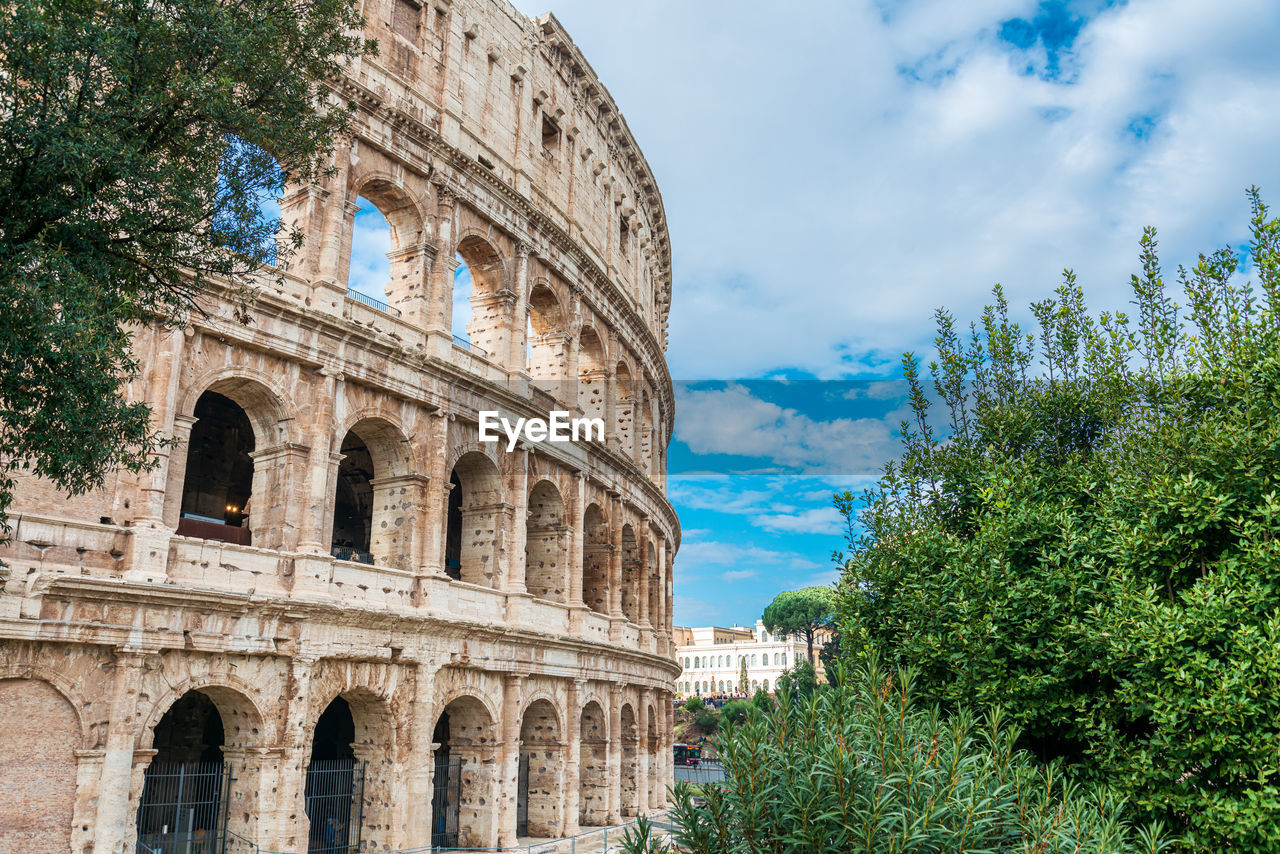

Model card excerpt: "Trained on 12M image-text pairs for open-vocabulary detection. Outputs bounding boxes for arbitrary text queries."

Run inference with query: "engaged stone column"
[426,183,458,336]
[607,684,623,825]
[608,497,624,619]
[94,650,149,854]
[636,695,650,815]
[496,674,524,847]
[298,368,340,553]
[261,657,315,852]
[562,679,583,836]
[507,242,532,371]
[568,473,586,608]
[403,665,436,847]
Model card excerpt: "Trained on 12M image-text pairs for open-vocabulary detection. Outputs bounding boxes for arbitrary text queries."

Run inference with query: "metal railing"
[452,334,488,359]
[346,289,402,317]
[224,813,667,854]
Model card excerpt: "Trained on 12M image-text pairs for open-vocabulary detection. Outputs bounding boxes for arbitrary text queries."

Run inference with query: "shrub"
[692,709,720,732]
[658,657,1168,853]
[751,688,771,713]
[717,699,753,733]
[683,696,705,714]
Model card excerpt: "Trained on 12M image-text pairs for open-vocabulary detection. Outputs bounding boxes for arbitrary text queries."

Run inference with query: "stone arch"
[577,326,607,422]
[578,700,608,827]
[433,694,498,848]
[525,480,567,603]
[619,703,639,817]
[304,688,398,854]
[0,678,80,853]
[526,282,568,390]
[175,371,297,550]
[445,450,504,587]
[615,361,634,456]
[138,685,264,853]
[177,366,296,448]
[582,504,610,616]
[332,416,416,568]
[344,176,429,321]
[454,233,510,359]
[620,524,640,624]
[518,698,563,837]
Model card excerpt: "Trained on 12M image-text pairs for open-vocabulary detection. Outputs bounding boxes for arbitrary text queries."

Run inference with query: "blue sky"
[355,0,1280,627]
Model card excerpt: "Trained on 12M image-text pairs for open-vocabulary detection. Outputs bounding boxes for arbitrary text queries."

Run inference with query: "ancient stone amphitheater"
[0,2,678,852]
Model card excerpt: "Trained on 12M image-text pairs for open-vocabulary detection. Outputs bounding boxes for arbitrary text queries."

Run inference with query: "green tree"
[762,586,834,667]
[836,191,1280,850]
[738,656,748,694]
[0,0,374,529]
[683,695,705,714]
[774,658,818,699]
[624,656,1167,854]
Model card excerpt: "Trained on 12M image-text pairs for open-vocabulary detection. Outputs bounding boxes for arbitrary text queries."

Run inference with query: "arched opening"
[619,704,638,817]
[647,541,661,630]
[577,327,606,422]
[582,504,610,616]
[444,452,503,588]
[517,699,563,838]
[345,185,424,319]
[432,697,497,849]
[0,679,78,853]
[620,525,640,624]
[526,285,566,393]
[347,196,393,310]
[454,237,507,360]
[578,701,608,827]
[614,362,634,456]
[330,419,414,569]
[179,391,254,545]
[332,431,374,563]
[305,698,364,854]
[137,691,229,853]
[525,481,566,602]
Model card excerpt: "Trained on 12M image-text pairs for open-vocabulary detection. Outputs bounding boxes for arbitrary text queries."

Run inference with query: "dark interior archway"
[331,432,374,563]
[179,391,254,544]
[305,698,362,854]
[444,471,463,580]
[138,691,229,853]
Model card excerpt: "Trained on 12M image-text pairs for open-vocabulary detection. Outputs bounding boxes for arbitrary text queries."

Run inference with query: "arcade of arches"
[0,2,679,852]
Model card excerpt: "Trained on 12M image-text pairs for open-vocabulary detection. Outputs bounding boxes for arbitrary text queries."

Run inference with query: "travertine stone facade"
[0,2,677,852]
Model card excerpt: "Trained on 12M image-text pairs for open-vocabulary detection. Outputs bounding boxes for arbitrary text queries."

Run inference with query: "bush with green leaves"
[684,695,705,714]
[837,191,1280,850]
[693,708,720,733]
[624,657,1166,854]
[717,699,753,732]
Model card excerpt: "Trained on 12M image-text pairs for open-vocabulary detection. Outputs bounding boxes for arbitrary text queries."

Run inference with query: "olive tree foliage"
[836,191,1280,850]
[0,0,374,530]
[621,656,1167,854]
[762,586,834,667]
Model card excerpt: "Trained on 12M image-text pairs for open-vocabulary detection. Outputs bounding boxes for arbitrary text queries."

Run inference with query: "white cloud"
[752,506,844,535]
[509,0,1280,380]
[722,569,758,581]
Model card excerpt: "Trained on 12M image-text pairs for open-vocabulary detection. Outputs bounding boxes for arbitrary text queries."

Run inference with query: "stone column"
[247,442,311,552]
[608,498,624,619]
[423,412,451,578]
[298,368,340,553]
[94,650,149,854]
[496,674,524,848]
[160,414,198,530]
[426,184,458,336]
[312,141,353,286]
[638,522,651,629]
[260,657,316,852]
[507,449,529,596]
[636,693,650,815]
[369,473,431,572]
[655,536,668,656]
[561,679,583,836]
[135,325,184,525]
[606,683,623,825]
[404,665,437,847]
[507,242,532,371]
[567,473,586,607]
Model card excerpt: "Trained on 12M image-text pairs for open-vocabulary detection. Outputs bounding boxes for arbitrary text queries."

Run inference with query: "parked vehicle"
[674,743,702,766]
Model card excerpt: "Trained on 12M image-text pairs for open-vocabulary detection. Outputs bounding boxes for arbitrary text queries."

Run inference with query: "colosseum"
[0,1,678,852]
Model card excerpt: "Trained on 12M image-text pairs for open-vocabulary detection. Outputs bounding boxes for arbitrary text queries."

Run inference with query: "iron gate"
[515,753,530,838]
[304,759,365,854]
[430,755,462,847]
[136,761,231,854]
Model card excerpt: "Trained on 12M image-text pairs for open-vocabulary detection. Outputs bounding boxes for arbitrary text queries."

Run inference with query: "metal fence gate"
[430,755,462,848]
[304,759,365,854]
[515,753,530,838]
[136,761,231,854]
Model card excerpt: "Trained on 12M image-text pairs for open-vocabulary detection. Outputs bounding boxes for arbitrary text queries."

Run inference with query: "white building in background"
[673,620,826,697]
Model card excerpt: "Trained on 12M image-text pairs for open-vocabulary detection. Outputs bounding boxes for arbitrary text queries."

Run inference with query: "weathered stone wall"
[0,0,678,851]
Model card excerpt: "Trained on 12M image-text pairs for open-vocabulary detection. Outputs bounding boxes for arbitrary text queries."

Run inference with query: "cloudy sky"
[358,0,1280,628]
